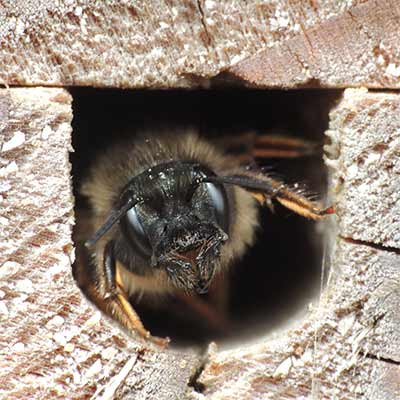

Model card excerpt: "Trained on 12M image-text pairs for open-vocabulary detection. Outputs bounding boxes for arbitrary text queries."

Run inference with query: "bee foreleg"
[207,173,334,220]
[251,133,320,159]
[100,241,169,347]
[247,175,335,220]
[272,184,335,220]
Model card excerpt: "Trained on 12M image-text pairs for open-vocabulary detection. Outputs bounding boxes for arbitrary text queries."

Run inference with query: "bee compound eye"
[204,182,229,233]
[121,205,152,257]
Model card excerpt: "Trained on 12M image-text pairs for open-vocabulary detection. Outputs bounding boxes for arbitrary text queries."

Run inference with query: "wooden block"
[0,88,200,399]
[328,239,400,363]
[1,0,399,88]
[227,0,400,89]
[325,89,400,249]
[369,361,400,400]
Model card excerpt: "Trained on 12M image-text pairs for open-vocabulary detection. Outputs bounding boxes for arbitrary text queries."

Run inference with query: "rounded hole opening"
[70,88,340,348]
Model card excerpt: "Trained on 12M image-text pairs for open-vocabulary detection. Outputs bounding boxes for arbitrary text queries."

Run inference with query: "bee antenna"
[204,175,276,194]
[85,198,137,248]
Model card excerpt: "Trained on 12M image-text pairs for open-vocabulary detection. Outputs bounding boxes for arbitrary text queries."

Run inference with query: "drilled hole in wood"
[70,88,340,348]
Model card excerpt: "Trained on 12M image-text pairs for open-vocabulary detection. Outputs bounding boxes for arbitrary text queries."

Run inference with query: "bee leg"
[265,180,334,220]
[213,132,255,164]
[215,132,320,163]
[246,176,335,220]
[209,173,334,220]
[251,134,320,159]
[100,241,169,347]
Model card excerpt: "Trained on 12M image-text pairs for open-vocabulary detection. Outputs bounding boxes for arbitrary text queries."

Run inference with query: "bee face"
[78,130,332,345]
[153,221,228,293]
[118,161,230,294]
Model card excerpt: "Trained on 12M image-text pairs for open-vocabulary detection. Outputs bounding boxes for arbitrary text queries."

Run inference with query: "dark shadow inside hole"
[70,88,341,347]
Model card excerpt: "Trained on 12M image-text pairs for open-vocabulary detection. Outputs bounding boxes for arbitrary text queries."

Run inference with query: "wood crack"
[283,42,312,80]
[363,352,400,366]
[339,236,400,255]
[187,345,209,394]
[196,0,212,46]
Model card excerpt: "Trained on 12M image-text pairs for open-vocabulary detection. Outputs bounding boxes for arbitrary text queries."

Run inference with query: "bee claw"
[321,205,336,215]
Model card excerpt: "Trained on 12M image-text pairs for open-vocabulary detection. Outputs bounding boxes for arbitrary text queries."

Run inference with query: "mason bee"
[75,130,333,346]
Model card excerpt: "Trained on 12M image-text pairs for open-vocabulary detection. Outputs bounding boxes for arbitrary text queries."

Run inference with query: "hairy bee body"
[82,131,258,298]
[77,129,332,344]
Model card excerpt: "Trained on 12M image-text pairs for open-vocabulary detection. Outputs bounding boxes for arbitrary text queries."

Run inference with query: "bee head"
[87,161,230,294]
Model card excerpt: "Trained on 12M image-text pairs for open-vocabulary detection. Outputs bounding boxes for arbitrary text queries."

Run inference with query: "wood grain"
[325,89,400,249]
[1,1,399,88]
[226,0,400,89]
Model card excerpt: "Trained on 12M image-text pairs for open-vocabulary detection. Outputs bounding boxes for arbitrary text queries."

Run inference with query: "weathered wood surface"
[0,88,201,400]
[195,89,400,399]
[227,0,400,88]
[1,0,399,89]
[325,89,400,249]
[0,88,399,399]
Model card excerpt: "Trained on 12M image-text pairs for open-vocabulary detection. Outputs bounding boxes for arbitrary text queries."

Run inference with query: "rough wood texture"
[227,0,400,88]
[1,89,399,398]
[194,89,400,399]
[1,0,399,88]
[0,88,201,400]
[325,89,400,248]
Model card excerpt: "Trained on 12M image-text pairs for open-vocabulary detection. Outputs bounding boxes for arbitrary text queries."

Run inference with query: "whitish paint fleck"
[364,151,381,165]
[93,356,137,400]
[376,54,386,66]
[53,332,67,346]
[338,313,356,336]
[0,301,9,316]
[101,346,118,361]
[85,311,102,327]
[272,357,292,378]
[46,315,65,328]
[86,359,102,378]
[41,126,53,140]
[292,356,304,368]
[15,19,25,35]
[48,262,64,276]
[0,161,18,176]
[205,0,216,9]
[231,54,245,65]
[347,164,359,179]
[12,342,25,353]
[350,326,371,353]
[301,348,313,364]
[64,343,75,352]
[386,63,400,77]
[0,182,11,192]
[0,216,9,225]
[2,131,25,152]
[72,369,81,385]
[74,6,83,16]
[15,278,34,293]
